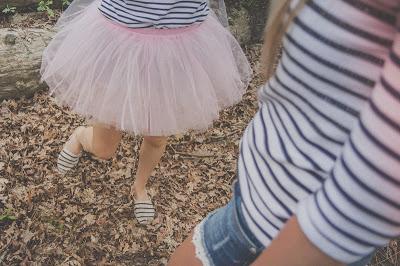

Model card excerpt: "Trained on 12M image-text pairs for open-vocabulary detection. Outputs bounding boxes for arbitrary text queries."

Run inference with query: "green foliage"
[48,218,65,232]
[62,0,71,8]
[0,209,17,222]
[2,4,16,15]
[241,0,261,9]
[224,0,264,9]
[37,0,55,17]
[36,0,70,17]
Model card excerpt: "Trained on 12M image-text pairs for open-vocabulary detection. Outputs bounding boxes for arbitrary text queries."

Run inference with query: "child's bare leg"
[79,125,122,159]
[131,136,167,224]
[58,124,121,174]
[132,136,168,200]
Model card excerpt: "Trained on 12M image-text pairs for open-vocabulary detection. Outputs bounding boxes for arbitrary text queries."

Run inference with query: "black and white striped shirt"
[238,0,400,263]
[99,0,209,28]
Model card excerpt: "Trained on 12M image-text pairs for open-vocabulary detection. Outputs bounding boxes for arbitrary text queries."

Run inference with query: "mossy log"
[0,28,54,101]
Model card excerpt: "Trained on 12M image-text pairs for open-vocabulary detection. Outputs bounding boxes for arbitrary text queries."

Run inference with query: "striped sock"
[57,148,80,174]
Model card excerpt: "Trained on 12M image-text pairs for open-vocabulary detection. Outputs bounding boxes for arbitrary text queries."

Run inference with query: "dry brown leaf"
[83,214,96,226]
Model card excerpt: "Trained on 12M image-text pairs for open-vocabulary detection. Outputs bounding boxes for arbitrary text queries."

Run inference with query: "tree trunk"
[0,0,77,10]
[0,0,38,9]
[225,0,270,44]
[208,0,229,28]
[0,28,54,101]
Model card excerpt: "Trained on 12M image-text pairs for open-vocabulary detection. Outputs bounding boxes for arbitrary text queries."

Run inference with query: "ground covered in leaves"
[0,48,399,265]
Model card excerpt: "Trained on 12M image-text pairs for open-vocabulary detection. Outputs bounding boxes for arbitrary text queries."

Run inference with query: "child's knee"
[87,126,121,159]
[94,148,117,160]
[91,141,119,160]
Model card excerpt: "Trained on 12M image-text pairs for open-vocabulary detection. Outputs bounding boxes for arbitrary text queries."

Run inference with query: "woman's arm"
[253,23,400,266]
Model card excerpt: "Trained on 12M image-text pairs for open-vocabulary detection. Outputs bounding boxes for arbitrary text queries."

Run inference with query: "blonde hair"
[261,0,310,80]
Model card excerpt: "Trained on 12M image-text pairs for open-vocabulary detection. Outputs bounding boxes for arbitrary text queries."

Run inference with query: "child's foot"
[57,126,85,174]
[132,186,155,225]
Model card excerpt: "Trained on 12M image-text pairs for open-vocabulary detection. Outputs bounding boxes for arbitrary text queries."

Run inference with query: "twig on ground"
[173,151,215,159]
[205,130,240,143]
[374,249,400,265]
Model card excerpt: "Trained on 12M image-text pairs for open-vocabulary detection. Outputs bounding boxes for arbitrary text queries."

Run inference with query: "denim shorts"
[192,181,375,266]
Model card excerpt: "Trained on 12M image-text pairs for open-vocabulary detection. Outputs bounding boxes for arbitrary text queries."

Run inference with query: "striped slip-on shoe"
[134,199,155,225]
[57,148,81,175]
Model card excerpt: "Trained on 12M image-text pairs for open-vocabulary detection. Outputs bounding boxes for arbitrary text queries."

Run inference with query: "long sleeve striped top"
[237,0,400,263]
[98,0,209,28]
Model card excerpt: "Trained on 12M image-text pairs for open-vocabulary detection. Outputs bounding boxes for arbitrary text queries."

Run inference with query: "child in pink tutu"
[41,0,252,224]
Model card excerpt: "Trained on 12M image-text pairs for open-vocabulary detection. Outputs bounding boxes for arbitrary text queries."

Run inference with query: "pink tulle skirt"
[41,0,252,136]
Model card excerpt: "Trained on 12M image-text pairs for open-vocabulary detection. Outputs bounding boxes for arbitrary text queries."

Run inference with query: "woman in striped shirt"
[40,0,251,225]
[169,0,400,265]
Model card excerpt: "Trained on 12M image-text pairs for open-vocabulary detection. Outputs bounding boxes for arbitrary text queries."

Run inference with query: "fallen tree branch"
[0,27,55,101]
[173,151,216,158]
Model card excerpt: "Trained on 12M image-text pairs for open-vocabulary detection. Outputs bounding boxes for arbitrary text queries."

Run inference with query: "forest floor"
[0,13,399,264]
[0,46,261,265]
